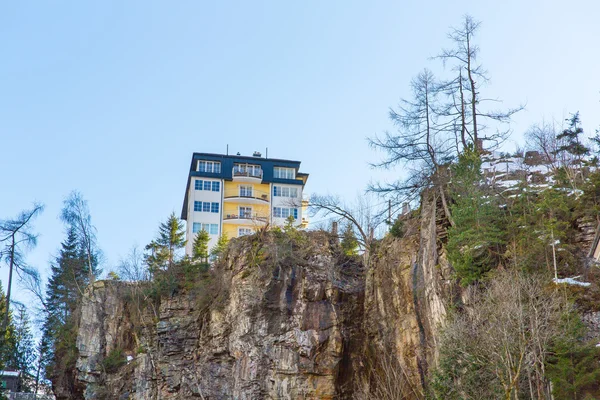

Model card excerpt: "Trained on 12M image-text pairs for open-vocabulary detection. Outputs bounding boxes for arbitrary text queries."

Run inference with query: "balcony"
[224,188,270,204]
[223,212,269,226]
[232,166,263,182]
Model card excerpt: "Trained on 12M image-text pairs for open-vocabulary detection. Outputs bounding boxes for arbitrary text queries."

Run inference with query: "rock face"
[70,198,458,399]
[73,232,365,399]
[362,193,457,398]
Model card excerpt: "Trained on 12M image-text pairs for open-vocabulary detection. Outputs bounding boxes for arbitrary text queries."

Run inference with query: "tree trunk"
[3,235,15,329]
[438,185,455,227]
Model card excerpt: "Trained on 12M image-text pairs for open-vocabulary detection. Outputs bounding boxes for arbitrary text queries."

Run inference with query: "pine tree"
[210,233,229,260]
[8,305,35,386]
[192,230,210,264]
[145,213,186,272]
[556,112,589,161]
[546,314,600,399]
[41,227,94,389]
[447,147,506,284]
[340,223,359,256]
[43,228,88,333]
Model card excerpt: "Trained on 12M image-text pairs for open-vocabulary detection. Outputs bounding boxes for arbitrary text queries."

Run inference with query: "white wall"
[271,184,304,227]
[185,177,223,255]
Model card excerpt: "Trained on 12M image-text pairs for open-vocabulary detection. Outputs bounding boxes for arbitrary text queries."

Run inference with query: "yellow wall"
[222,224,240,238]
[222,181,271,238]
[223,202,270,219]
[223,182,271,202]
[222,223,263,238]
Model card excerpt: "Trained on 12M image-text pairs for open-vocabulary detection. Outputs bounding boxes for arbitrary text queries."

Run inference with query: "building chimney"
[402,202,410,215]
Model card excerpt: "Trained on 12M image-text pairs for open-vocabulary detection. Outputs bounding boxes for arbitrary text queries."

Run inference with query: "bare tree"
[309,194,385,265]
[0,203,44,329]
[117,246,150,282]
[60,191,101,283]
[369,69,455,225]
[433,271,568,400]
[524,120,560,169]
[437,15,523,149]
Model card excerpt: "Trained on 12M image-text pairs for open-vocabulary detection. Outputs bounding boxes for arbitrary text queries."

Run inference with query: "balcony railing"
[232,166,263,179]
[224,188,269,202]
[224,213,269,222]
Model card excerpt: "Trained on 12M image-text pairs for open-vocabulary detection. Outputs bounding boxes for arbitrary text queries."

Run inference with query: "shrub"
[101,347,126,373]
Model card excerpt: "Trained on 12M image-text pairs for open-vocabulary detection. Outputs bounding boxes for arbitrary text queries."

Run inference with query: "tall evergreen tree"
[145,213,186,272]
[192,230,210,264]
[446,147,505,284]
[43,228,88,336]
[210,233,229,261]
[41,225,97,390]
[7,305,35,385]
[340,223,359,256]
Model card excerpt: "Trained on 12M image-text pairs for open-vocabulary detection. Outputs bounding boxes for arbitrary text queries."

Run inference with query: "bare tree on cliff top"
[369,69,456,226]
[0,203,44,329]
[370,15,522,224]
[309,194,385,264]
[60,191,101,284]
[436,15,523,149]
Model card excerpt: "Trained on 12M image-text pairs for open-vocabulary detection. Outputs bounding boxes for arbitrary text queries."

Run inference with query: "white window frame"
[274,185,299,198]
[274,167,295,179]
[238,228,253,236]
[197,160,221,173]
[239,206,252,218]
[239,185,253,197]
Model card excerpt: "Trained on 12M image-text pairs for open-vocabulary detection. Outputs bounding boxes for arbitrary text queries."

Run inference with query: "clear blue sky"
[1,0,599,309]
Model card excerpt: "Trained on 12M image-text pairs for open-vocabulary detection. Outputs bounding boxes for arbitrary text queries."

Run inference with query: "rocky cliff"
[361,193,457,398]
[73,231,367,399]
[65,193,464,399]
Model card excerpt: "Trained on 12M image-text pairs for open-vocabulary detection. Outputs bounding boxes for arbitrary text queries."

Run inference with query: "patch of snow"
[497,179,521,188]
[553,277,591,287]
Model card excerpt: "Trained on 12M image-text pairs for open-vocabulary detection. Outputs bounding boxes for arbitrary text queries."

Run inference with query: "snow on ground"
[553,276,591,287]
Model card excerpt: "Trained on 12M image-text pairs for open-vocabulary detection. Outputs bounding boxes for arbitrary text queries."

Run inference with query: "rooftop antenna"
[226,144,229,155]
[266,147,268,159]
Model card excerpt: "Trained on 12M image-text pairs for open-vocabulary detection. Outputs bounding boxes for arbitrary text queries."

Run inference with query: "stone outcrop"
[362,193,457,398]
[73,232,365,399]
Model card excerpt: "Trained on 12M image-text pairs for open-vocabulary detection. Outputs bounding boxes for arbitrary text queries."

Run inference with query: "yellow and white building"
[181,152,309,255]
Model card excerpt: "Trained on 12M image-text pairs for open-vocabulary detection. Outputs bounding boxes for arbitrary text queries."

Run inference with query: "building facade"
[181,152,309,255]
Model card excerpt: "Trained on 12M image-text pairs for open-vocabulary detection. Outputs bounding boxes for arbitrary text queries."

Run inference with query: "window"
[193,223,219,234]
[273,207,298,219]
[195,179,220,191]
[197,160,221,173]
[274,167,295,179]
[239,206,252,218]
[195,201,220,213]
[239,228,253,236]
[234,163,262,177]
[240,185,253,197]
[273,186,299,198]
